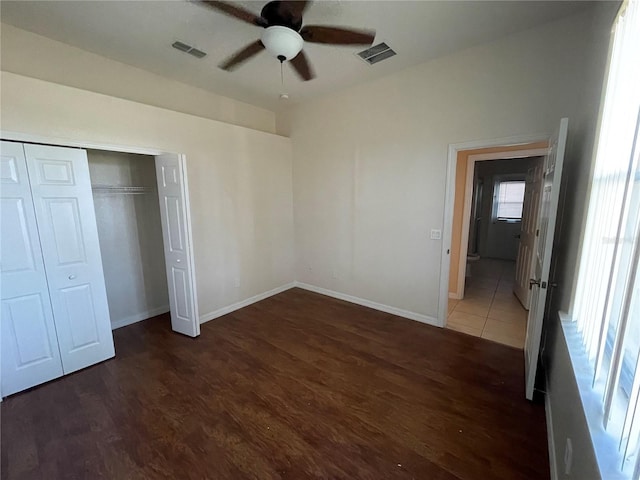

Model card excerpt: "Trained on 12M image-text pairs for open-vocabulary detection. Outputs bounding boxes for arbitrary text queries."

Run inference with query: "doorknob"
[68,274,76,280]
[529,278,540,290]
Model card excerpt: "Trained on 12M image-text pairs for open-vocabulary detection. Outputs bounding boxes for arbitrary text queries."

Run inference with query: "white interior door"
[525,118,568,400]
[514,159,544,309]
[24,144,114,374]
[155,154,199,337]
[1,141,64,396]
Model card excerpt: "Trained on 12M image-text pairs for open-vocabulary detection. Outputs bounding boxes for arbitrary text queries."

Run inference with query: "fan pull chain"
[279,56,288,100]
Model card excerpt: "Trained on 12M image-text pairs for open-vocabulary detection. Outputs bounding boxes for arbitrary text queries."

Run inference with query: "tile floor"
[447,258,528,349]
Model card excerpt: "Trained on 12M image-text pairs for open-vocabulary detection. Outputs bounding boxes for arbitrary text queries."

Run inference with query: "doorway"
[87,150,170,330]
[439,140,548,348]
[86,149,200,337]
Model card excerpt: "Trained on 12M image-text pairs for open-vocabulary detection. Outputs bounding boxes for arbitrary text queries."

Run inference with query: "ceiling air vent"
[172,41,207,59]
[357,42,396,65]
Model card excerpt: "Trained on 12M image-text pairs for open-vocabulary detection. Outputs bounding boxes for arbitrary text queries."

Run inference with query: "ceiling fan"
[195,0,376,81]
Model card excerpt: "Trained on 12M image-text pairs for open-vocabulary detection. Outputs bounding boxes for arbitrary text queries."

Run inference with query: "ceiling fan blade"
[289,50,315,81]
[219,40,265,71]
[277,1,311,21]
[300,25,375,45]
[197,1,267,27]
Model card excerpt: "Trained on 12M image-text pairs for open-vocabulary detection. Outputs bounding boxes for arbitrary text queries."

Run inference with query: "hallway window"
[494,180,525,220]
[570,0,640,476]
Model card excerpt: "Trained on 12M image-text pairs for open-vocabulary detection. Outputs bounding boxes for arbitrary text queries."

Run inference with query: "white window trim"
[492,174,526,222]
[561,312,629,480]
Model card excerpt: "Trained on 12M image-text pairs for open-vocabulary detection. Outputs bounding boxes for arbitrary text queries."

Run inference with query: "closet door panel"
[156,155,199,337]
[3,295,55,366]
[60,283,100,350]
[43,198,86,265]
[1,197,36,272]
[24,144,115,374]
[1,141,63,396]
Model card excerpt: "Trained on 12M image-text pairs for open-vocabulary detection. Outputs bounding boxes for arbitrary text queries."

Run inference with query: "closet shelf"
[91,185,155,195]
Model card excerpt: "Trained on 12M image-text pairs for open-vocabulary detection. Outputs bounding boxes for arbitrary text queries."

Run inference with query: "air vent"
[172,41,207,59]
[172,41,191,52]
[188,48,207,59]
[357,42,396,65]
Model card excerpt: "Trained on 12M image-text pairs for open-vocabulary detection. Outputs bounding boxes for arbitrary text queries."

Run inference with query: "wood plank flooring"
[1,288,549,480]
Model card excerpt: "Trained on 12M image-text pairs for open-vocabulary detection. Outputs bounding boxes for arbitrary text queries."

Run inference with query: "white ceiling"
[0,0,589,111]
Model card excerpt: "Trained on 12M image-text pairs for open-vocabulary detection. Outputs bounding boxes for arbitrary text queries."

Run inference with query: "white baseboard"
[110,305,170,330]
[545,385,559,480]
[197,281,440,329]
[295,282,441,327]
[199,282,296,324]
[448,292,463,300]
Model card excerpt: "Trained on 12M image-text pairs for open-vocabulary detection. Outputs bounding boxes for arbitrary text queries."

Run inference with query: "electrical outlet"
[564,438,573,475]
[430,229,442,240]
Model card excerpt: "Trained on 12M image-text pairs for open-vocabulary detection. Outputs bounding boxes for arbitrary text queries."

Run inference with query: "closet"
[1,141,115,397]
[2,140,200,396]
[87,150,169,330]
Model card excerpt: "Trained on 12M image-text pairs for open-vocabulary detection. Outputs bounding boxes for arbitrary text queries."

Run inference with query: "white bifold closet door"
[1,142,64,395]
[1,141,115,396]
[155,154,199,337]
[23,144,115,374]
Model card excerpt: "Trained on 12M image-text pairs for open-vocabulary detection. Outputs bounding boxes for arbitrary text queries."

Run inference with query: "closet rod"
[91,185,155,195]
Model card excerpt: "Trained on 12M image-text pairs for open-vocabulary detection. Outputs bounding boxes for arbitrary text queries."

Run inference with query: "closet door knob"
[68,274,76,280]
[176,259,181,263]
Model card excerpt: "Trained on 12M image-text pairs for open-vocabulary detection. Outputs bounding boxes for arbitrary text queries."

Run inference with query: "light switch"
[430,229,442,240]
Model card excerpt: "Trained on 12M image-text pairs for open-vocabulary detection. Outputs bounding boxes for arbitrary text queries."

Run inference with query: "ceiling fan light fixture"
[261,26,303,61]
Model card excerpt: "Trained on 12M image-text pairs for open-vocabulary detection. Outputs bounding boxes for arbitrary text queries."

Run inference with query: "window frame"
[492,174,526,222]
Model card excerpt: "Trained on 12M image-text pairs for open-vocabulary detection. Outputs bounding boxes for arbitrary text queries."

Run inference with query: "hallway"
[446,259,527,348]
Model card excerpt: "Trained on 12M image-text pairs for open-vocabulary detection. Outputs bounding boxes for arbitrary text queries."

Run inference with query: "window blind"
[570,0,640,476]
[495,180,526,219]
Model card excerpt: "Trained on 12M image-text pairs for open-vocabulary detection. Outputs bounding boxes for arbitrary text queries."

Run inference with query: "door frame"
[439,133,550,326]
[456,148,548,298]
[0,130,200,335]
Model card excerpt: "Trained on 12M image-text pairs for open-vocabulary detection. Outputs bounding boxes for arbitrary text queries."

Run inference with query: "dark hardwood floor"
[2,288,548,480]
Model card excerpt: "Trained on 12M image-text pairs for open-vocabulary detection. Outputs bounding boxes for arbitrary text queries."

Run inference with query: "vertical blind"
[571,0,640,476]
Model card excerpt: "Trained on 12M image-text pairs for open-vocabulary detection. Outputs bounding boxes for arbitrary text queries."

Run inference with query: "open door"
[525,118,568,400]
[155,154,200,337]
[514,159,544,309]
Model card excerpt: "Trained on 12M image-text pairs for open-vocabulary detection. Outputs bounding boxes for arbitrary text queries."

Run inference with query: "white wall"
[88,150,169,328]
[0,71,295,323]
[0,23,276,134]
[280,8,598,321]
